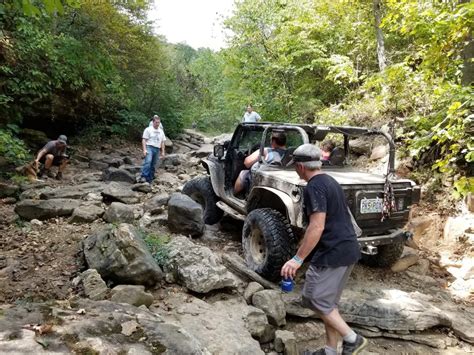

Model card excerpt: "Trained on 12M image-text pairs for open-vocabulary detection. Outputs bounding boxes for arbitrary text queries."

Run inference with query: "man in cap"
[281,143,366,355]
[35,134,69,180]
[234,130,286,195]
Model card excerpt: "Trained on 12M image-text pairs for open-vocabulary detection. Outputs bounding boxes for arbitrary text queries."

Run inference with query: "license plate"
[360,197,383,214]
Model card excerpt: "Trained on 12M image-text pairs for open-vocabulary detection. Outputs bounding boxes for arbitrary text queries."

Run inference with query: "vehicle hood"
[257,167,413,186]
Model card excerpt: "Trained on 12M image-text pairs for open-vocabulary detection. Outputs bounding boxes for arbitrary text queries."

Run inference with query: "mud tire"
[182,176,223,225]
[361,239,404,267]
[242,208,296,281]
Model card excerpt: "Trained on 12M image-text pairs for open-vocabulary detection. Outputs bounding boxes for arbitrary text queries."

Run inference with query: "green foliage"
[144,233,171,266]
[0,128,30,165]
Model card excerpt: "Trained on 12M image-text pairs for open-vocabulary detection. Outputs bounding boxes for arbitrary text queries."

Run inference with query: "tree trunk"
[373,0,387,71]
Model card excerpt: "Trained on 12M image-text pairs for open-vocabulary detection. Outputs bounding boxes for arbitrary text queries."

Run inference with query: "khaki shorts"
[301,264,354,315]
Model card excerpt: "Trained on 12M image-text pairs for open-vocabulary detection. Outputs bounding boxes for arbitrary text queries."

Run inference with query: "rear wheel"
[182,176,223,225]
[361,240,404,267]
[242,208,296,281]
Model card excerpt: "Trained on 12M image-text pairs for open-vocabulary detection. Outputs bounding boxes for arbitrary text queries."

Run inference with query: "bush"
[0,128,30,165]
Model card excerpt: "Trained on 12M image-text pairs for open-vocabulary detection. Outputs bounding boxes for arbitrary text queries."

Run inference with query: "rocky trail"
[0,130,473,354]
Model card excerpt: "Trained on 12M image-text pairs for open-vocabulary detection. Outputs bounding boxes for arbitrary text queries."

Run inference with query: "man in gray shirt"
[35,135,69,180]
[242,105,261,123]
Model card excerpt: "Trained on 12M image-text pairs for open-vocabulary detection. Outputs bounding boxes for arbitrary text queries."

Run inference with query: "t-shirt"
[250,147,286,172]
[303,173,361,267]
[42,140,66,157]
[243,111,261,122]
[142,126,166,148]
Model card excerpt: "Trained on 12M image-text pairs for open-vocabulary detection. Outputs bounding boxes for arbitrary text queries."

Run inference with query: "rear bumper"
[358,229,412,248]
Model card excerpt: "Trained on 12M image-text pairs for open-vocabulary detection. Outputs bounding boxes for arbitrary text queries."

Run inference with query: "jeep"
[183,123,420,281]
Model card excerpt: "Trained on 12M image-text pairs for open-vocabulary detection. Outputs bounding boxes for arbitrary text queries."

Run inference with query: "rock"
[349,137,372,155]
[139,213,167,229]
[0,300,206,354]
[19,128,48,150]
[382,331,456,349]
[83,192,103,202]
[164,139,173,154]
[152,293,264,354]
[100,156,123,168]
[408,258,431,276]
[102,182,141,204]
[391,254,419,272]
[0,182,19,198]
[30,219,43,226]
[81,269,109,300]
[82,223,162,286]
[466,192,474,212]
[39,182,106,200]
[1,197,16,204]
[161,154,183,167]
[370,145,388,161]
[274,330,297,355]
[103,202,135,223]
[444,215,474,243]
[132,182,152,193]
[167,193,204,236]
[119,164,142,175]
[162,236,237,293]
[89,160,109,171]
[244,282,265,304]
[252,290,286,327]
[144,192,170,214]
[284,321,326,342]
[123,157,134,165]
[15,198,81,220]
[70,205,105,223]
[178,173,191,181]
[155,172,181,188]
[244,306,271,342]
[405,271,439,286]
[193,143,214,158]
[74,154,90,163]
[103,167,136,184]
[110,285,154,307]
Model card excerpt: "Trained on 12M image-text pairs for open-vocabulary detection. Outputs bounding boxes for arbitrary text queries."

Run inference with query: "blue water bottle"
[281,277,294,292]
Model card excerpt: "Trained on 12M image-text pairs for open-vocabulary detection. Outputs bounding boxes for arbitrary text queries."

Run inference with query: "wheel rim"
[249,223,266,264]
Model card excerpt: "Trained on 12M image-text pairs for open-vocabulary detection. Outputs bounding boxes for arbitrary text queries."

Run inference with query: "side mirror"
[214,144,225,159]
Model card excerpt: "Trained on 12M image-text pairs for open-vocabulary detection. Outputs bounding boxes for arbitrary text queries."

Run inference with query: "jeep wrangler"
[183,123,420,281]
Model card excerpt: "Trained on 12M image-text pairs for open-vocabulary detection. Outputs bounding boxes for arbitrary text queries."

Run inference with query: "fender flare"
[201,158,225,198]
[247,186,297,225]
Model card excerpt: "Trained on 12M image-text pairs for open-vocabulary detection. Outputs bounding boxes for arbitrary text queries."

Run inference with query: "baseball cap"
[58,135,68,144]
[289,144,322,167]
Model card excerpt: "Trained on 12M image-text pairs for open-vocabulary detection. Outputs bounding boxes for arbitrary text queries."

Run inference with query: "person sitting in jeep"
[320,139,335,161]
[234,130,287,195]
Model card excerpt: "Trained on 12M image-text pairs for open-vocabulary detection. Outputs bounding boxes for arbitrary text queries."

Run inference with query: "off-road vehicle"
[183,123,420,281]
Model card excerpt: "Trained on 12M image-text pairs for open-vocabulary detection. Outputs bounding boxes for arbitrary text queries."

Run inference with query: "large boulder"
[119,164,142,175]
[39,182,106,200]
[252,290,286,327]
[103,202,135,223]
[167,193,204,236]
[152,293,265,354]
[18,128,48,150]
[70,205,105,223]
[162,236,238,293]
[15,199,81,220]
[102,182,141,204]
[144,192,170,214]
[110,285,154,307]
[0,182,19,198]
[82,223,162,286]
[0,300,208,354]
[192,144,214,158]
[103,167,136,184]
[81,269,109,301]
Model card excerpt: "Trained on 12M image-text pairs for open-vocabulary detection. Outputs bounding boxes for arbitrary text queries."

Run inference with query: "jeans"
[141,145,160,182]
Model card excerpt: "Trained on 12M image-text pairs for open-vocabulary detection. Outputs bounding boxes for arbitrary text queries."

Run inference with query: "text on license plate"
[360,197,383,214]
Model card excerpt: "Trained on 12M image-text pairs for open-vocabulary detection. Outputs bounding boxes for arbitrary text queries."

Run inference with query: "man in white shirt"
[242,105,261,123]
[139,116,166,183]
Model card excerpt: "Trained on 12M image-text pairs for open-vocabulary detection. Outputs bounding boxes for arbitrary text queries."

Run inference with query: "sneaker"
[342,334,368,355]
[303,349,326,355]
[55,172,63,180]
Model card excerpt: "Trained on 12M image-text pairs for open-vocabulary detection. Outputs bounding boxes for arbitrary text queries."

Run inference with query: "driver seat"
[329,147,345,166]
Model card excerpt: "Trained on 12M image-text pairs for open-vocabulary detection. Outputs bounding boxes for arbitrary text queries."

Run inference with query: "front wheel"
[242,208,296,281]
[182,176,223,225]
[361,240,404,267]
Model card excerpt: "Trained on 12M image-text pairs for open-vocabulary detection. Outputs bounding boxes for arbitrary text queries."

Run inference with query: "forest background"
[0,0,472,199]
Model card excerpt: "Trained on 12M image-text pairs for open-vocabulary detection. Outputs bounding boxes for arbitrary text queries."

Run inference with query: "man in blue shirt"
[281,143,367,355]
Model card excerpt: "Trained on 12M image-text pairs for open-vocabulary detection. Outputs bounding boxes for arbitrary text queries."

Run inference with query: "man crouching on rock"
[281,143,367,355]
[139,115,166,183]
[35,134,69,180]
